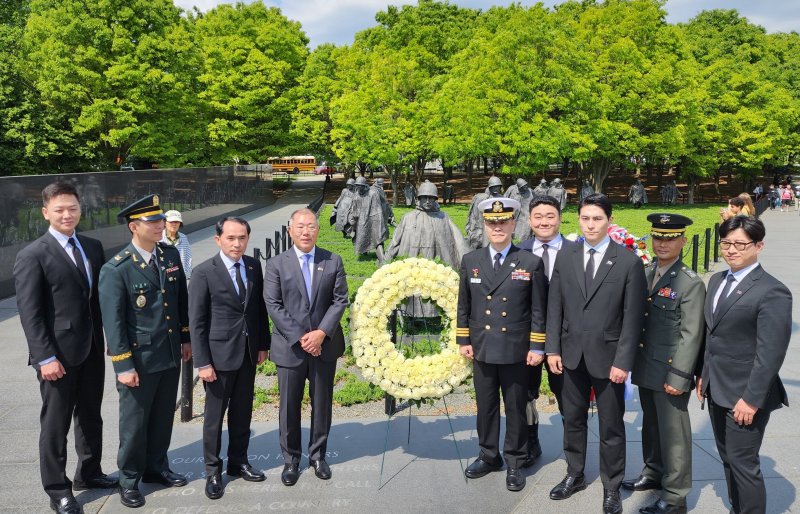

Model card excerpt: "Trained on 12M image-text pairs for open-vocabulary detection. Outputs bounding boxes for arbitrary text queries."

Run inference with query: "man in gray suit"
[264,208,349,486]
[697,216,792,514]
[189,217,270,500]
[546,194,647,514]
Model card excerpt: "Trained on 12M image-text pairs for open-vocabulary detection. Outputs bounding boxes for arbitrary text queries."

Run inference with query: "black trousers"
[37,343,105,500]
[203,352,257,476]
[116,367,180,489]
[708,396,771,514]
[562,358,626,489]
[529,360,564,416]
[277,358,336,464]
[473,359,528,469]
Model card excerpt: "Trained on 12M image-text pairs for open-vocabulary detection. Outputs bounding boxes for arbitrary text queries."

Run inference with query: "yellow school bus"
[267,156,316,174]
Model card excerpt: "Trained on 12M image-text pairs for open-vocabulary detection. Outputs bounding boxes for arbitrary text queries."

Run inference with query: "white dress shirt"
[219,251,246,296]
[712,262,760,311]
[293,245,317,290]
[583,235,611,277]
[531,234,563,279]
[488,243,512,267]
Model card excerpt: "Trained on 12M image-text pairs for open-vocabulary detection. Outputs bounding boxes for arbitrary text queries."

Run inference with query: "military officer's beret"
[479,197,520,221]
[118,194,166,223]
[647,212,693,239]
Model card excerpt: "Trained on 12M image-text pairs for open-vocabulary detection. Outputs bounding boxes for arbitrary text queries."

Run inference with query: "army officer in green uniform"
[621,214,706,514]
[99,194,192,509]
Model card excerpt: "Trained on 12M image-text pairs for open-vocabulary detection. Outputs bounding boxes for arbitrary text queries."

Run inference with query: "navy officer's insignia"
[492,201,503,212]
[659,214,671,223]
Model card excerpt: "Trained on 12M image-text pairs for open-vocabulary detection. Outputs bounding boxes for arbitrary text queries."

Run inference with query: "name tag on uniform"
[511,270,531,281]
[470,278,482,283]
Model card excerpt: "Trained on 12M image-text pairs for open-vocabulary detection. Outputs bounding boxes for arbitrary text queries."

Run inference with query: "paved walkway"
[0,195,797,513]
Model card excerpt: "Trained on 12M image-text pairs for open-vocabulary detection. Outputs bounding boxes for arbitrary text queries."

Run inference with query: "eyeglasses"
[719,240,755,251]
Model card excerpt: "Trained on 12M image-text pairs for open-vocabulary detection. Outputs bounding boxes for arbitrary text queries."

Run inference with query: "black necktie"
[67,237,89,286]
[234,262,246,304]
[493,252,502,272]
[541,243,550,278]
[585,248,596,291]
[149,255,159,279]
[714,274,736,316]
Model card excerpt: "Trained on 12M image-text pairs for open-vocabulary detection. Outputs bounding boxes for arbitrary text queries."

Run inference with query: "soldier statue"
[547,178,567,210]
[349,176,390,263]
[465,176,503,250]
[403,182,417,207]
[505,178,533,241]
[372,178,394,225]
[579,180,595,202]
[533,178,549,196]
[629,179,648,208]
[330,178,356,237]
[660,180,681,205]
[386,180,465,316]
[442,181,456,205]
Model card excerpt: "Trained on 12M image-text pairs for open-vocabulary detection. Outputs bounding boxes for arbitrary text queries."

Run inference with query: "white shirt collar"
[218,251,243,270]
[727,261,760,282]
[489,243,512,262]
[293,245,316,260]
[48,227,77,248]
[533,234,563,251]
[132,242,154,263]
[584,235,610,254]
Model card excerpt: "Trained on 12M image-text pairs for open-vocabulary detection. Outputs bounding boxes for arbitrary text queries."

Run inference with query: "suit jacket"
[99,242,190,374]
[15,232,105,368]
[189,254,270,372]
[456,245,548,364]
[545,240,647,378]
[633,259,705,392]
[264,246,349,367]
[517,235,578,281]
[700,265,792,411]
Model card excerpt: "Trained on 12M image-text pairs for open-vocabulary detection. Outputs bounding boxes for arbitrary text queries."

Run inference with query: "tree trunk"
[465,158,474,194]
[713,168,721,196]
[388,164,401,207]
[686,174,696,205]
[656,163,664,189]
[589,157,614,194]
[444,165,453,181]
[645,161,653,180]
[414,157,425,187]
[483,156,489,175]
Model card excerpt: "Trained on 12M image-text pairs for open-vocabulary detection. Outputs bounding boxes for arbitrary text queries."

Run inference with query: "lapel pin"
[510,262,516,267]
[606,260,613,266]
[317,266,323,271]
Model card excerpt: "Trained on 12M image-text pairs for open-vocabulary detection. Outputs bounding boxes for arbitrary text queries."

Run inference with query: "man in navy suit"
[546,194,647,514]
[697,216,792,514]
[264,208,349,486]
[15,182,117,514]
[517,194,577,467]
[189,217,270,499]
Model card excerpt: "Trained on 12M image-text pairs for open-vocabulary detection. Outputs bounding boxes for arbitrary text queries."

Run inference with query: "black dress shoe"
[639,499,687,514]
[310,459,332,480]
[118,487,145,509]
[621,475,661,491]
[281,463,300,486]
[603,489,623,514]
[464,458,503,479]
[141,469,187,487]
[73,473,119,490]
[205,474,224,500]
[549,474,587,500]
[227,463,266,482]
[506,468,526,492]
[50,495,82,514]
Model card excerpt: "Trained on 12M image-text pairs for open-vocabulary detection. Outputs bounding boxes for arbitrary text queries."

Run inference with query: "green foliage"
[333,375,385,406]
[253,383,279,409]
[256,359,277,376]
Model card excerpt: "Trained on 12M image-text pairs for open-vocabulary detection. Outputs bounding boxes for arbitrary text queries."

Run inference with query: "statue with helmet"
[505,178,533,241]
[465,176,504,250]
[533,178,549,196]
[330,178,356,237]
[348,176,390,263]
[547,178,567,210]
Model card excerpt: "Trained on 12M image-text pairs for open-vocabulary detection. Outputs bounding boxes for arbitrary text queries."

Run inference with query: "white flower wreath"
[350,257,472,400]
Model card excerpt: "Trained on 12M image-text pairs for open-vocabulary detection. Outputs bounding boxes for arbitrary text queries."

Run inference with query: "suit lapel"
[289,250,311,306]
[309,251,326,309]
[705,272,723,327]
[479,247,496,284]
[487,246,519,295]
[128,244,160,289]
[45,233,90,294]
[650,260,681,294]
[572,243,587,298]
[213,254,241,308]
[244,258,255,308]
[712,266,762,330]
[585,242,617,304]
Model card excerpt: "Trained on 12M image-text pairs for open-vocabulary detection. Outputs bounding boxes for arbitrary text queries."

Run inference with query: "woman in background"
[162,210,192,279]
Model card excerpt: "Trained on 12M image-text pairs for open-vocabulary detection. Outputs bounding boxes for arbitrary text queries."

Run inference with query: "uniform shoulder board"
[110,251,131,267]
[681,266,697,279]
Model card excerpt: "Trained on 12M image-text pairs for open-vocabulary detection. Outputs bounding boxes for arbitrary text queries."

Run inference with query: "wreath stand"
[376,309,468,489]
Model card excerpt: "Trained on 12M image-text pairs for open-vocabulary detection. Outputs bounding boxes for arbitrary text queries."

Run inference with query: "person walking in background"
[189,217,270,500]
[264,208,349,487]
[697,216,792,514]
[517,195,577,467]
[457,197,547,492]
[779,183,794,212]
[15,182,117,514]
[162,210,192,279]
[99,195,192,508]
[546,193,647,514]
[622,213,706,514]
[737,193,755,217]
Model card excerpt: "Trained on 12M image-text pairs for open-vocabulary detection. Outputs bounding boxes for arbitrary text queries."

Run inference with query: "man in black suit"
[517,194,576,467]
[15,182,117,514]
[189,217,270,500]
[458,197,548,492]
[264,208,349,486]
[546,193,647,514]
[696,216,792,514]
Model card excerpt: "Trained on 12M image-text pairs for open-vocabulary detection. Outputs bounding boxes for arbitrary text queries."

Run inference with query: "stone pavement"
[0,193,797,513]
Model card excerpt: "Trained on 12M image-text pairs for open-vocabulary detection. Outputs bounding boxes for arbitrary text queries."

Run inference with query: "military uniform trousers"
[38,342,105,499]
[117,366,179,489]
[474,359,529,469]
[639,387,692,506]
[203,351,257,476]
